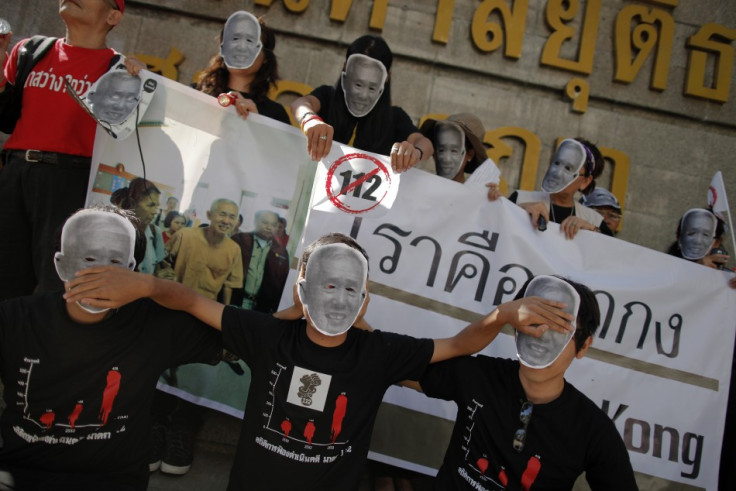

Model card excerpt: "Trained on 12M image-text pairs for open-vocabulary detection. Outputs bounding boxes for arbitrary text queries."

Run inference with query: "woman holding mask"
[291,34,432,172]
[196,11,289,125]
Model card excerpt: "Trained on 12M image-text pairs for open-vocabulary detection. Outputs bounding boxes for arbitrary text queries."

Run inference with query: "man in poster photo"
[231,210,289,313]
[220,10,262,70]
[86,70,142,125]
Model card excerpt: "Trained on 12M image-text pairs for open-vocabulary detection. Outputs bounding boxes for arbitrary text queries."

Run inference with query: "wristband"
[300,115,323,133]
[298,111,317,127]
[413,145,424,160]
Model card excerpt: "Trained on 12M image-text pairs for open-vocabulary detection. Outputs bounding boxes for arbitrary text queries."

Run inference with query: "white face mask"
[220,11,263,70]
[541,139,586,194]
[434,122,467,179]
[679,208,717,260]
[515,276,580,369]
[55,211,137,314]
[87,71,142,126]
[341,54,387,118]
[298,243,368,336]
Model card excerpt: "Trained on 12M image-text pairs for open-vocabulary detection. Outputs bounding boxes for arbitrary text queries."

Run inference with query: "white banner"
[294,169,736,490]
[85,75,736,490]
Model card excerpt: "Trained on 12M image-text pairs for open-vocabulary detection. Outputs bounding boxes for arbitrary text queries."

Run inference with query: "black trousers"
[0,151,90,299]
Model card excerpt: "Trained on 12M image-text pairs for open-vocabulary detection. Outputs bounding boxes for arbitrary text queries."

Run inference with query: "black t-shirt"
[221,306,434,491]
[311,84,418,156]
[0,293,221,489]
[508,191,614,236]
[420,356,637,491]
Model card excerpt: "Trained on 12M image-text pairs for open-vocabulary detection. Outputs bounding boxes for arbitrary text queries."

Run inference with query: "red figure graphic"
[303,421,316,444]
[99,369,121,426]
[39,411,55,429]
[521,456,541,491]
[68,403,83,428]
[330,394,348,443]
[498,468,508,487]
[477,457,488,475]
[281,419,292,437]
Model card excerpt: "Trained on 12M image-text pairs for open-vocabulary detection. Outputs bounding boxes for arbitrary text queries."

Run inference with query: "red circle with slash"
[325,153,392,214]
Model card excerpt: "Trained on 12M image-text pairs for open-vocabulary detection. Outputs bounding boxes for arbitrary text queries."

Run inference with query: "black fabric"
[420,356,637,491]
[311,84,417,156]
[0,293,221,489]
[0,154,92,299]
[221,307,434,491]
[0,36,57,135]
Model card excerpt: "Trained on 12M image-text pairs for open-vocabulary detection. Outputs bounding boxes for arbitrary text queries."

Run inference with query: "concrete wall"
[5,0,736,254]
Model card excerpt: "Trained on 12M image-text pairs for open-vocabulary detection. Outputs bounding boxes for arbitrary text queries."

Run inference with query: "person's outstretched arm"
[291,94,334,162]
[64,266,224,330]
[430,296,574,363]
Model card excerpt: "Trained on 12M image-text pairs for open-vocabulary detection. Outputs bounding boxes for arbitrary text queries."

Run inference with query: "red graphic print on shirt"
[68,402,83,428]
[303,421,316,444]
[477,457,488,475]
[330,394,348,443]
[281,419,292,436]
[99,369,121,425]
[40,411,55,429]
[521,456,541,491]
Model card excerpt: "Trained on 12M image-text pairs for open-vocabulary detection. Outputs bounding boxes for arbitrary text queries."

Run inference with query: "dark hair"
[299,233,369,274]
[326,35,395,154]
[163,210,184,229]
[515,276,600,353]
[575,138,604,196]
[196,16,279,103]
[667,207,723,258]
[110,177,161,212]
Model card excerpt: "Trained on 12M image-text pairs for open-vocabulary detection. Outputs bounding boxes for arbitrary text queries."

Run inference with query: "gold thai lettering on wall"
[132,48,184,81]
[685,23,736,103]
[614,3,675,91]
[541,0,602,75]
[470,0,528,58]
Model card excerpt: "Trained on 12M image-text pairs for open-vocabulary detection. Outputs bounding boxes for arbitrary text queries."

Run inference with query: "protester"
[0,0,145,299]
[506,138,610,239]
[63,232,574,491]
[411,275,638,490]
[291,34,433,172]
[0,205,221,491]
[581,187,623,235]
[154,196,180,228]
[196,11,289,125]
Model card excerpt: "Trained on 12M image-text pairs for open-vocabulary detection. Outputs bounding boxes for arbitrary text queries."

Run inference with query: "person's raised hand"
[496,296,574,338]
[230,91,259,120]
[560,215,596,240]
[701,252,729,270]
[486,183,501,202]
[124,56,146,77]
[518,202,549,230]
[63,266,153,310]
[389,141,420,173]
[304,119,334,162]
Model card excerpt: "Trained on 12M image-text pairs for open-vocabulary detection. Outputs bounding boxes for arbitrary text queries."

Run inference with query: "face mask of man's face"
[679,209,717,260]
[221,11,263,69]
[515,276,579,369]
[541,139,586,194]
[55,211,136,314]
[434,122,467,179]
[298,243,368,336]
[341,54,387,118]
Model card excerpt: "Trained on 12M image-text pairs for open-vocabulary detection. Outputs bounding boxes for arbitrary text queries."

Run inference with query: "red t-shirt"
[3,38,116,157]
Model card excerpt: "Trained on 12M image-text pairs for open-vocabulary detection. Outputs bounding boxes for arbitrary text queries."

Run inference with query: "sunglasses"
[512,401,534,452]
